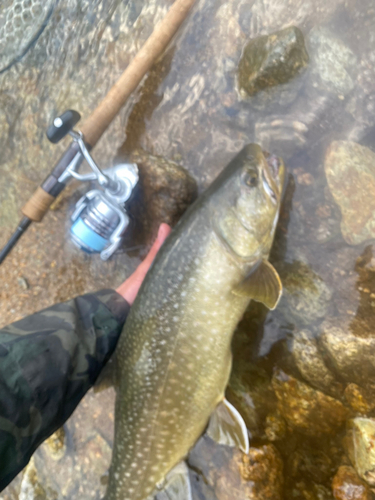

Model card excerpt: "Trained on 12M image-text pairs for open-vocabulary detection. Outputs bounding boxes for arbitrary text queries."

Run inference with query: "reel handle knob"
[46,110,81,144]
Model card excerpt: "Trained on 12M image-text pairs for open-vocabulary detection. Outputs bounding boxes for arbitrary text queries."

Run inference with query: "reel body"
[48,110,138,260]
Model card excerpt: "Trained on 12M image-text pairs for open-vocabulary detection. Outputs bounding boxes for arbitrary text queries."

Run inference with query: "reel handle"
[46,110,81,144]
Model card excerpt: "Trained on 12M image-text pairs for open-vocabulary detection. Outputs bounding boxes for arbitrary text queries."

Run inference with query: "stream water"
[1,0,375,499]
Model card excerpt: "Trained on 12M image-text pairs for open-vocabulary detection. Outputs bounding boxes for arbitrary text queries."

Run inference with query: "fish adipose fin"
[206,398,249,454]
[232,259,282,310]
[155,462,192,500]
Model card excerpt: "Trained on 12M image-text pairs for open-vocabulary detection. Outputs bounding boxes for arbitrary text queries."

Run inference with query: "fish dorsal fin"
[206,398,249,454]
[233,259,282,310]
[155,462,192,500]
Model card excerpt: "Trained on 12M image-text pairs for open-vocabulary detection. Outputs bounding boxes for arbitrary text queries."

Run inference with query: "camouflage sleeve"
[0,289,129,492]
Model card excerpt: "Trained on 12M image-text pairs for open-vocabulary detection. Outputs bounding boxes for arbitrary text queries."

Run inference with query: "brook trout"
[107,144,284,500]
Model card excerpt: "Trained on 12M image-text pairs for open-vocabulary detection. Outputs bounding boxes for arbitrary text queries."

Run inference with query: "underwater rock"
[189,437,284,500]
[344,384,375,416]
[278,261,332,326]
[319,319,375,386]
[42,427,66,461]
[19,457,57,500]
[272,369,348,437]
[239,445,284,500]
[346,418,375,486]
[238,26,309,97]
[226,366,277,439]
[308,27,357,97]
[265,412,287,442]
[332,465,373,500]
[287,445,338,485]
[127,148,197,243]
[285,479,334,500]
[324,141,375,246]
[292,328,341,396]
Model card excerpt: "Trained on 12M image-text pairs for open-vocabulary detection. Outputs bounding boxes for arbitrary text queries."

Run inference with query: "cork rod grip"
[22,187,55,222]
[80,0,196,147]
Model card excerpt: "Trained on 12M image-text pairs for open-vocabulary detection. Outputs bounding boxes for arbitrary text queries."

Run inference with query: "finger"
[140,223,172,271]
[116,224,172,304]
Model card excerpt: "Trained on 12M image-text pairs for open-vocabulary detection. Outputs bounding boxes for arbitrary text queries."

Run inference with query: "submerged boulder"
[127,148,198,245]
[189,437,284,500]
[346,418,375,486]
[272,369,348,437]
[332,465,373,500]
[238,26,309,97]
[325,141,375,246]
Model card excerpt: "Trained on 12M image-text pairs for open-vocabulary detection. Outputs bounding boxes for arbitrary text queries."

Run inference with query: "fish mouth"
[262,168,277,203]
[263,153,285,199]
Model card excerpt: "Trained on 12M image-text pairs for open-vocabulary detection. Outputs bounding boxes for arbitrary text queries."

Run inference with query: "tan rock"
[272,369,348,436]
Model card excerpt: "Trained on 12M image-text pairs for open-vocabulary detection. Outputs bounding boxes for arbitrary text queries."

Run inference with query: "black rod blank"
[0,217,32,265]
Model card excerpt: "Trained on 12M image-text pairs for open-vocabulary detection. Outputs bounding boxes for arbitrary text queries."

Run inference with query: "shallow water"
[1,0,375,498]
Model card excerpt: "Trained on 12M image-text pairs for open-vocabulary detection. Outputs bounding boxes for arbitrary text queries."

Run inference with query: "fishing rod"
[0,0,196,264]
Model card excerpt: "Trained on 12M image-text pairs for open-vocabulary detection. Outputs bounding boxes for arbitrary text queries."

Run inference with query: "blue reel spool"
[71,217,109,253]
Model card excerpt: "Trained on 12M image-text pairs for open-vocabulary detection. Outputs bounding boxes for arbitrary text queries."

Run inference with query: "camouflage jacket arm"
[0,289,129,492]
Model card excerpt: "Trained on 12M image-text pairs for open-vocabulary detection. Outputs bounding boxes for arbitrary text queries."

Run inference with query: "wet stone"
[42,427,66,461]
[239,445,284,500]
[319,318,375,387]
[308,27,357,97]
[346,418,375,486]
[19,458,57,500]
[292,328,341,397]
[332,465,373,500]
[226,366,277,439]
[272,369,348,437]
[278,261,332,326]
[265,412,287,442]
[344,384,375,416]
[291,480,334,500]
[189,436,284,500]
[127,148,197,245]
[324,141,375,246]
[238,26,309,97]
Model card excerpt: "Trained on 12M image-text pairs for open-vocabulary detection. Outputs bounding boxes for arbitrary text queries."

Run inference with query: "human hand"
[116,223,172,305]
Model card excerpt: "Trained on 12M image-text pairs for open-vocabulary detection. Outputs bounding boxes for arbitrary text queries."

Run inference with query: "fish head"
[211,144,285,261]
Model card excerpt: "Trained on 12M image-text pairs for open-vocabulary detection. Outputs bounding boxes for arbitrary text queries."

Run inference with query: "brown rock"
[272,369,348,436]
[240,445,284,500]
[43,427,66,461]
[332,466,373,500]
[344,384,375,415]
[127,148,197,245]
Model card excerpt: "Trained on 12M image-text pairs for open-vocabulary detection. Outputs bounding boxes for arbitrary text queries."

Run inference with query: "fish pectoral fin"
[232,259,282,310]
[155,462,192,500]
[206,398,250,454]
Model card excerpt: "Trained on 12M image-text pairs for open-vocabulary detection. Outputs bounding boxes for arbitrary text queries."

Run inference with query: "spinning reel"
[47,110,138,260]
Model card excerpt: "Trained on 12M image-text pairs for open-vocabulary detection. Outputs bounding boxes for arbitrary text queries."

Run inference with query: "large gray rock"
[325,141,375,245]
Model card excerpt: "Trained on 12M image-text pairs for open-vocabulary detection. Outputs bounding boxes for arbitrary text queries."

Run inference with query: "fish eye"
[242,168,258,187]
